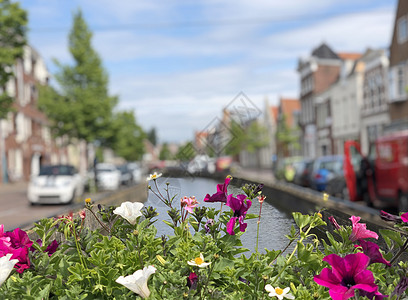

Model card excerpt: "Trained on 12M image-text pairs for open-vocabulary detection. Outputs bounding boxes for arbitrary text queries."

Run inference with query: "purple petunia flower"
[401,212,408,223]
[349,216,378,242]
[314,253,379,300]
[204,219,214,234]
[204,177,231,203]
[392,276,408,298]
[358,289,388,299]
[328,216,341,230]
[380,210,401,223]
[187,272,198,290]
[226,194,252,235]
[356,240,391,267]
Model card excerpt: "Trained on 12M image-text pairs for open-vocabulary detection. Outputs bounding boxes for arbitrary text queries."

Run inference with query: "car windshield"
[320,159,343,174]
[39,165,75,176]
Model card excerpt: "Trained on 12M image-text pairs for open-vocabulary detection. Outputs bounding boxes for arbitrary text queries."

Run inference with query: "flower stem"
[86,207,111,234]
[390,236,408,265]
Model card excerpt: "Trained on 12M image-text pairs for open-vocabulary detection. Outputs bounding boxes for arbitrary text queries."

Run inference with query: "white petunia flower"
[116,265,156,298]
[187,253,211,268]
[0,254,19,286]
[113,201,144,225]
[265,284,294,299]
[146,172,162,181]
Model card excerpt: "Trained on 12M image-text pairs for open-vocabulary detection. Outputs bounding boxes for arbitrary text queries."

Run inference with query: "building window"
[397,66,405,96]
[398,16,408,44]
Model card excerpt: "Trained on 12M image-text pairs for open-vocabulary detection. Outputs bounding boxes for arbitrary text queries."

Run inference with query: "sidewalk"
[0,181,28,196]
[233,167,276,185]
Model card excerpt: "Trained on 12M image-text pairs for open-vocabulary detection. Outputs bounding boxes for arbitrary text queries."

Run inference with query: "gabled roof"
[312,43,340,60]
[338,52,362,60]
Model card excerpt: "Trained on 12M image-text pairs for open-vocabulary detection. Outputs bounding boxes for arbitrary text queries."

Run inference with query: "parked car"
[127,162,143,184]
[27,164,84,205]
[292,159,314,187]
[95,163,121,191]
[344,130,408,211]
[117,164,133,186]
[310,155,343,192]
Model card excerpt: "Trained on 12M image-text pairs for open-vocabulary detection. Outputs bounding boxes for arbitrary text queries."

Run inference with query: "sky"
[18,0,398,144]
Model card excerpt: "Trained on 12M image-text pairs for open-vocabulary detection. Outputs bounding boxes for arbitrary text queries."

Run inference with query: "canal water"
[145,176,295,254]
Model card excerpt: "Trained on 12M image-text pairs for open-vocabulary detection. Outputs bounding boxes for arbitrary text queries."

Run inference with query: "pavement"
[0,181,28,195]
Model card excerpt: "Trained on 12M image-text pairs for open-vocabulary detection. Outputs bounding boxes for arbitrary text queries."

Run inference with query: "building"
[0,46,70,183]
[388,0,408,129]
[360,49,390,155]
[276,97,301,158]
[297,43,342,158]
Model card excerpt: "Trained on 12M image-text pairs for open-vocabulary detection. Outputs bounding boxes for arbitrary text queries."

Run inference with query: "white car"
[27,165,84,205]
[95,163,121,190]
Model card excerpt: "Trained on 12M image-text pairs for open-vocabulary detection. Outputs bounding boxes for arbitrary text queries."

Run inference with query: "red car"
[344,130,408,211]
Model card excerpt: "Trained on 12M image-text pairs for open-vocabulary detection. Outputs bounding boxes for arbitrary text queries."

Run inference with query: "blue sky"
[18,0,397,143]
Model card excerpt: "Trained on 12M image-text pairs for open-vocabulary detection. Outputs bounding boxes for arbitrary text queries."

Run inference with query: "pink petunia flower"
[355,240,391,267]
[401,212,408,223]
[314,253,380,300]
[181,196,199,213]
[204,177,231,203]
[226,194,252,235]
[349,216,378,242]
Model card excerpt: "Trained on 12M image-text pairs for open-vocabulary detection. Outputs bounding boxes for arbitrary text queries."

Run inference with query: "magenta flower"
[226,194,252,235]
[328,216,341,230]
[349,216,378,242]
[5,228,33,249]
[0,225,11,248]
[401,212,408,223]
[359,290,388,300]
[380,210,401,223]
[356,240,391,267]
[314,253,379,300]
[31,239,59,256]
[204,177,231,203]
[187,272,198,290]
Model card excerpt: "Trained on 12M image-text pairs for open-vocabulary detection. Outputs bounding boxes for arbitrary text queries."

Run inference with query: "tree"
[159,143,172,161]
[147,128,157,146]
[0,0,27,118]
[109,111,145,161]
[39,9,117,143]
[276,114,300,158]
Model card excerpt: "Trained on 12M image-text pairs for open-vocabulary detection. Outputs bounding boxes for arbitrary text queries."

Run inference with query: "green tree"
[39,9,117,143]
[175,141,196,161]
[109,111,145,161]
[159,143,172,161]
[276,114,300,158]
[0,0,27,118]
[147,127,157,146]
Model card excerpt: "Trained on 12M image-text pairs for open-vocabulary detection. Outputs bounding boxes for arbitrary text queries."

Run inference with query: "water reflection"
[145,176,295,254]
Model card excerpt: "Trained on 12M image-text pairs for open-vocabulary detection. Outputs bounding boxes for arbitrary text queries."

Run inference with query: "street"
[0,182,85,231]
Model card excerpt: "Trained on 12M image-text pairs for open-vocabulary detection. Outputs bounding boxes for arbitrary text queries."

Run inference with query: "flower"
[392,276,408,298]
[187,272,198,290]
[355,240,391,267]
[328,216,341,230]
[79,210,86,221]
[323,193,329,202]
[180,196,199,213]
[204,176,231,203]
[85,198,92,204]
[0,253,19,286]
[401,212,408,223]
[187,253,211,268]
[30,239,59,256]
[146,172,162,181]
[314,253,379,300]
[226,194,252,235]
[358,289,388,299]
[113,201,144,225]
[380,210,401,223]
[349,216,378,242]
[258,195,266,203]
[204,219,214,234]
[116,265,156,298]
[264,285,294,299]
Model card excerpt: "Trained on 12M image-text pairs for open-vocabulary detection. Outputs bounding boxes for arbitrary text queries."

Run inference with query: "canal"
[146,176,296,254]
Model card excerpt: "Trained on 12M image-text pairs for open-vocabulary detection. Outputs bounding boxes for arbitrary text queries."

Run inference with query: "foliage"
[175,141,196,161]
[0,0,27,118]
[225,120,269,157]
[159,143,172,161]
[276,114,300,158]
[1,177,408,299]
[147,128,157,147]
[39,9,117,144]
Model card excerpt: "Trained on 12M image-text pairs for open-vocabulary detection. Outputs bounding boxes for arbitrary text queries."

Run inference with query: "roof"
[312,43,340,60]
[337,52,362,60]
[279,98,300,128]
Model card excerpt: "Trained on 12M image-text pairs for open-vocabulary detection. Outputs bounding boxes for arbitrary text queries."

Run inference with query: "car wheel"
[398,192,408,213]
